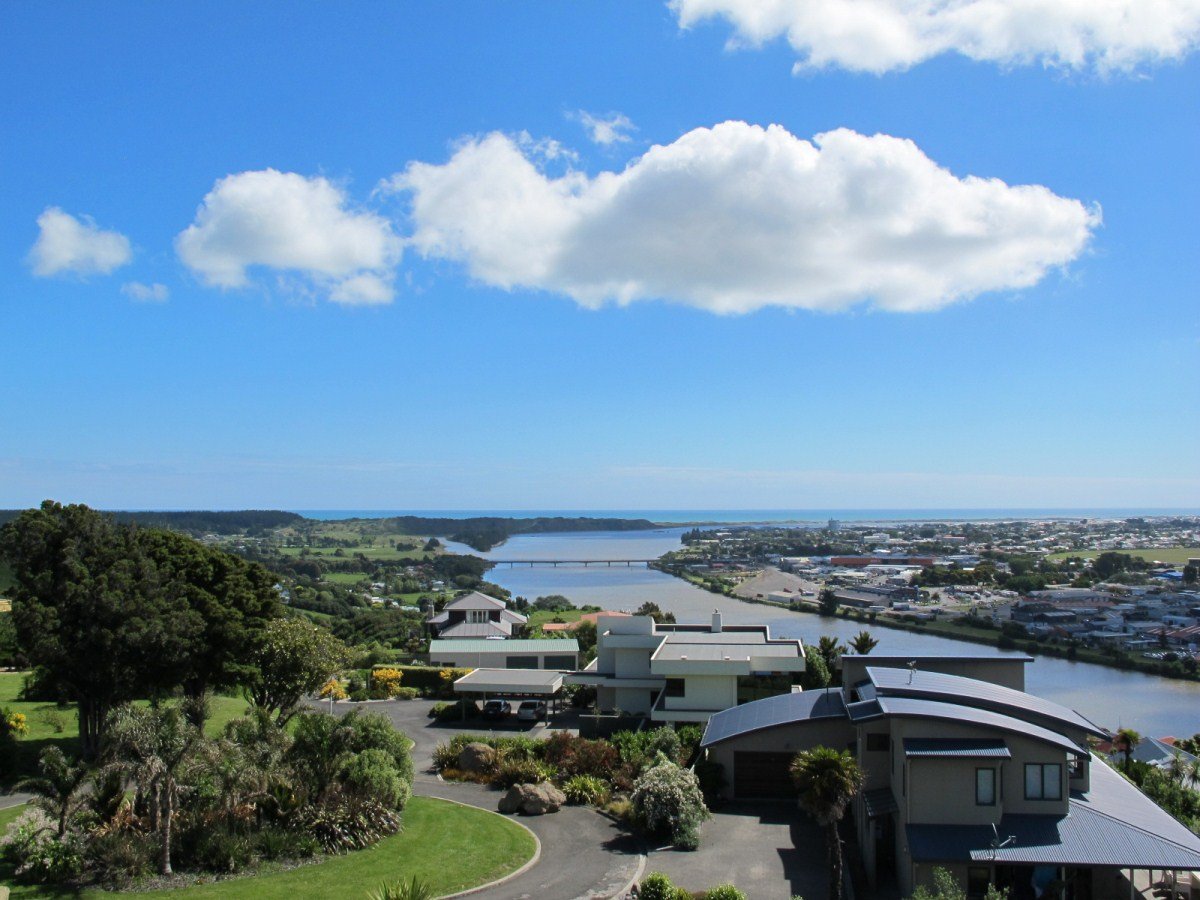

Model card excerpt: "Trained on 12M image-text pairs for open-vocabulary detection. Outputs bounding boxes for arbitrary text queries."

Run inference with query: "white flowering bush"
[0,807,85,882]
[630,754,709,850]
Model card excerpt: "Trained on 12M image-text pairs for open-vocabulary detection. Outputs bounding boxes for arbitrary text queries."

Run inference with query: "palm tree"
[1186,758,1200,790]
[790,746,865,900]
[849,631,879,655]
[816,636,846,674]
[1114,728,1141,774]
[16,746,89,836]
[1167,751,1187,783]
[105,703,203,876]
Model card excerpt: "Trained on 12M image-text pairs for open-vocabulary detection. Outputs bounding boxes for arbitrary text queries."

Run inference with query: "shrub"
[84,830,155,886]
[639,872,677,900]
[432,742,459,770]
[344,748,408,809]
[184,826,257,874]
[706,886,747,900]
[543,732,618,778]
[562,774,609,806]
[292,795,402,854]
[494,758,555,788]
[370,876,436,900]
[35,708,68,734]
[676,724,703,758]
[647,727,682,763]
[429,699,479,721]
[255,825,320,861]
[631,757,710,850]
[371,667,404,699]
[392,686,420,700]
[350,688,370,703]
[0,808,84,883]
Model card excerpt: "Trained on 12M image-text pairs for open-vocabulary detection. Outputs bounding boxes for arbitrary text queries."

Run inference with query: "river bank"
[658,563,1200,685]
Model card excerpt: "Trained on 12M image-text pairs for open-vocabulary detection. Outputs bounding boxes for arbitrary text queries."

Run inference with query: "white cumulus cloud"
[29,207,132,278]
[671,0,1200,74]
[572,110,636,145]
[385,121,1099,315]
[176,169,401,304]
[122,281,170,302]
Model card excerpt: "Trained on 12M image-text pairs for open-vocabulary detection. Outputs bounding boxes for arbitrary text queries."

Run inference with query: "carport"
[453,668,568,713]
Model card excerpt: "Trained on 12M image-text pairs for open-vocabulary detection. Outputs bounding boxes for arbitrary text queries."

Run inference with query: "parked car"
[482,699,512,720]
[516,700,547,722]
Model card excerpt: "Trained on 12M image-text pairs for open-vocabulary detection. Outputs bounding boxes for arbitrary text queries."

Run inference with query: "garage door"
[733,751,800,800]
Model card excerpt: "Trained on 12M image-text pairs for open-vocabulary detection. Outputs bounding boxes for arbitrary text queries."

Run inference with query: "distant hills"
[0,508,658,552]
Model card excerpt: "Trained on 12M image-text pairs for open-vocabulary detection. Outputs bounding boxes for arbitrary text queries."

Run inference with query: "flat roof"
[453,668,565,696]
[430,638,580,654]
[654,642,801,662]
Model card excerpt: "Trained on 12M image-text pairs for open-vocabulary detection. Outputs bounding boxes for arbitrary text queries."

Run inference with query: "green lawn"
[1,673,249,785]
[1047,547,1200,565]
[0,796,535,899]
[527,608,585,629]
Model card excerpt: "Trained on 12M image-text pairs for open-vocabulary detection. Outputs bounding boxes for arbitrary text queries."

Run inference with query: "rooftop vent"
[712,609,723,633]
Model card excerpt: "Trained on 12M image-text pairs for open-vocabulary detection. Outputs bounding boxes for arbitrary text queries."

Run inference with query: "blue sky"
[2,3,1198,511]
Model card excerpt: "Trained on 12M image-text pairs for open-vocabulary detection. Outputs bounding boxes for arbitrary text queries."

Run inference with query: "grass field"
[1,672,249,785]
[527,608,586,629]
[1047,547,1200,565]
[0,796,535,898]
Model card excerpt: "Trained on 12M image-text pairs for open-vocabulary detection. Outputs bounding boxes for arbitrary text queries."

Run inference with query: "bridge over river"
[490,559,657,567]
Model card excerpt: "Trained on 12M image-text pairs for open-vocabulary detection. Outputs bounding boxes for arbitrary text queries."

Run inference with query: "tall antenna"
[907,660,917,684]
[989,823,1016,860]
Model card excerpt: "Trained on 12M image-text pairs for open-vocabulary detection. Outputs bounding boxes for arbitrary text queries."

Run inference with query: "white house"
[566,611,805,723]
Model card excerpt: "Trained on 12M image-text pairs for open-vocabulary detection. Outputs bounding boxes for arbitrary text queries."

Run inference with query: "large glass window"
[1024,763,1062,800]
[976,768,996,806]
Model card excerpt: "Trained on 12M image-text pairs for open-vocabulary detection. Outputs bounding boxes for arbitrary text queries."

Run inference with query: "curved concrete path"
[380,699,645,900]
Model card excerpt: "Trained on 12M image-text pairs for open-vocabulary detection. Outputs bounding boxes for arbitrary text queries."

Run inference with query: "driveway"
[644,801,829,900]
[347,698,645,899]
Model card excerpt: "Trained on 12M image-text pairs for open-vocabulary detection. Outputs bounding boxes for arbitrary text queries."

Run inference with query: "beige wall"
[707,718,855,798]
[614,686,654,716]
[907,758,1001,825]
[662,674,736,713]
[615,647,652,677]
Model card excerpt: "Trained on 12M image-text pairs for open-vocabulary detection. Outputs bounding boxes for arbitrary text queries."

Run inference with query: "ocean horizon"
[291,507,1198,524]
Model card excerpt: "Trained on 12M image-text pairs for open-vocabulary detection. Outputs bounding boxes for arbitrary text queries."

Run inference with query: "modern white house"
[701,655,1200,898]
[428,638,579,671]
[566,611,806,723]
[425,590,527,639]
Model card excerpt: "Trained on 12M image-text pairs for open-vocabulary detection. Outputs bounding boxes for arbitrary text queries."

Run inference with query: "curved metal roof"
[856,696,1088,758]
[866,666,1107,738]
[701,689,846,747]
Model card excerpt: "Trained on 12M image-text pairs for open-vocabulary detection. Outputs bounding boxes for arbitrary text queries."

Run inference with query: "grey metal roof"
[863,788,898,817]
[852,696,1088,758]
[866,666,1107,739]
[907,756,1200,869]
[444,591,508,610]
[904,738,1011,759]
[437,621,512,639]
[701,689,845,748]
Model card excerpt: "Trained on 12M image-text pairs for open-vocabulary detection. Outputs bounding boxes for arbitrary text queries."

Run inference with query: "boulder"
[457,742,497,773]
[498,782,566,815]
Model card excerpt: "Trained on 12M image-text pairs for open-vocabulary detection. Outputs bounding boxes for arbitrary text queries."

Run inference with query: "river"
[444,528,1200,739]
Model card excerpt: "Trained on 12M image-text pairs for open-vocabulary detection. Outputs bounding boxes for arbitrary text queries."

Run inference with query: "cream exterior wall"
[662,674,737,713]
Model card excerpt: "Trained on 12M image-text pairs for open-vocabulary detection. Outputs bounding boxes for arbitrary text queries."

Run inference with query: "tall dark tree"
[1,502,198,758]
[138,529,282,727]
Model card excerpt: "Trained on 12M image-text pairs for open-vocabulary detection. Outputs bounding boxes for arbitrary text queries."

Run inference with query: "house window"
[1069,756,1086,779]
[468,610,487,623]
[664,678,685,698]
[976,768,996,806]
[866,733,890,752]
[1024,763,1062,800]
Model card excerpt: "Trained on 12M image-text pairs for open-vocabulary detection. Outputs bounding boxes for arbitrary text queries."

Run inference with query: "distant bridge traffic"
[489,559,657,567]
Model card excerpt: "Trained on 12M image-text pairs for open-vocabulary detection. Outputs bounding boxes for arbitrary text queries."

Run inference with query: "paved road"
[368,698,645,900]
[645,800,827,900]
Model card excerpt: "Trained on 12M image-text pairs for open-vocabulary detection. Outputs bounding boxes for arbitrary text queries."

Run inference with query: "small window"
[664,678,685,698]
[1024,763,1062,800]
[866,733,890,752]
[976,768,996,806]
